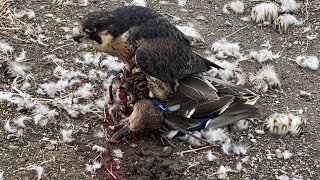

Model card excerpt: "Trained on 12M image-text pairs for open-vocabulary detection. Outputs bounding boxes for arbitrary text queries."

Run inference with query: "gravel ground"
[0,0,319,180]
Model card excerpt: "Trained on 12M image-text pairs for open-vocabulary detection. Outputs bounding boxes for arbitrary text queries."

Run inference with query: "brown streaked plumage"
[111,99,164,142]
[73,6,222,100]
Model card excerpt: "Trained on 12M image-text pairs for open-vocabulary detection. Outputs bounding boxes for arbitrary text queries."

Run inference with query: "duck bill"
[111,125,131,142]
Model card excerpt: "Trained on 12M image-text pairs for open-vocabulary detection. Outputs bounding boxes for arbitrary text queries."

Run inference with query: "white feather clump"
[27,165,44,180]
[74,83,93,98]
[53,66,87,80]
[0,42,14,53]
[250,49,281,63]
[222,4,230,14]
[38,81,66,97]
[256,65,281,89]
[264,113,306,135]
[13,116,31,128]
[13,9,35,19]
[229,1,245,14]
[100,55,125,72]
[0,170,3,180]
[178,0,187,6]
[233,120,249,131]
[112,149,124,158]
[85,162,102,173]
[202,128,229,142]
[8,61,30,77]
[127,0,146,7]
[273,14,303,34]
[280,0,300,13]
[295,56,319,70]
[206,150,217,161]
[276,175,290,180]
[179,131,203,146]
[175,25,205,47]
[4,120,17,133]
[217,165,228,179]
[211,39,241,58]
[282,150,293,159]
[248,73,268,94]
[60,129,74,142]
[251,3,279,23]
[92,145,107,153]
[15,49,27,62]
[77,52,101,67]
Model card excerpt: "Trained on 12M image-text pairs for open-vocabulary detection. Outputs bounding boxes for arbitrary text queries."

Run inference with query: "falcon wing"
[135,37,221,84]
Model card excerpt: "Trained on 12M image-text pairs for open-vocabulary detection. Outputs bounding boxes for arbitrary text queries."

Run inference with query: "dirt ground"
[0,0,319,180]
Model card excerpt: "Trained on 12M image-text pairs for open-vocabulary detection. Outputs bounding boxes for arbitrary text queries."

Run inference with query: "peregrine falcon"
[73,6,222,100]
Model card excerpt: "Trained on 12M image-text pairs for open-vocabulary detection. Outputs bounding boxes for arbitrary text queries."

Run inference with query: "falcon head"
[73,10,115,47]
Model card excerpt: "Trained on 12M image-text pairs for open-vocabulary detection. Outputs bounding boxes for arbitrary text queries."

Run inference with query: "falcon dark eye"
[84,27,97,33]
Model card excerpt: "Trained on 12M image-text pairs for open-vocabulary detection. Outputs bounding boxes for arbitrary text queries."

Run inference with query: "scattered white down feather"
[261,41,271,49]
[31,34,49,47]
[13,9,35,19]
[4,120,17,133]
[15,49,27,62]
[221,139,232,155]
[126,0,146,6]
[240,16,251,22]
[60,129,74,142]
[53,66,87,80]
[8,61,30,77]
[175,25,205,46]
[92,145,107,153]
[229,1,245,14]
[178,0,187,6]
[27,165,44,180]
[273,14,303,34]
[0,42,14,53]
[112,149,124,158]
[100,55,125,71]
[33,114,48,127]
[250,49,281,63]
[85,162,102,173]
[248,73,269,94]
[306,33,318,40]
[282,150,293,159]
[211,39,241,58]
[257,65,281,89]
[13,116,31,128]
[179,131,203,146]
[217,165,228,179]
[80,0,89,6]
[202,128,229,142]
[236,162,243,171]
[33,104,50,115]
[77,52,101,67]
[251,3,279,23]
[222,4,230,14]
[295,56,319,70]
[280,0,301,12]
[0,170,3,180]
[206,150,217,161]
[74,83,93,98]
[233,119,249,131]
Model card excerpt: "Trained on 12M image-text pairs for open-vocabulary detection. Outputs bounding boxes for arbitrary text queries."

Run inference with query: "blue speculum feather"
[151,98,214,132]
